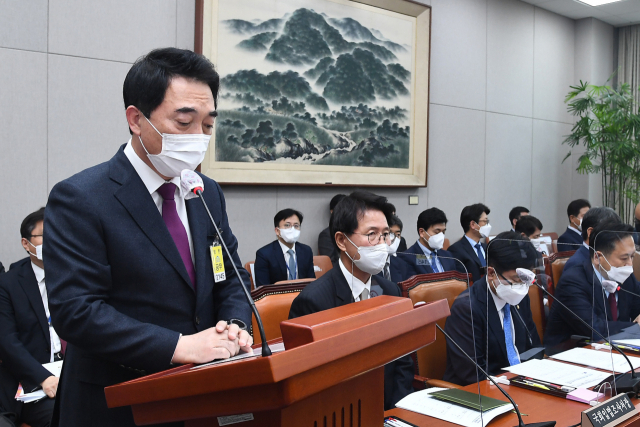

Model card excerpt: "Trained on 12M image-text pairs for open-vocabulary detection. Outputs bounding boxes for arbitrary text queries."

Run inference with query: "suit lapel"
[273,241,288,280]
[334,268,355,306]
[478,279,509,361]
[186,197,210,305]
[110,149,194,293]
[18,263,50,348]
[461,239,483,267]
[584,260,608,319]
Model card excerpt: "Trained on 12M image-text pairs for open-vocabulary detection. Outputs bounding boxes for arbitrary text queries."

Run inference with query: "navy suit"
[254,240,315,287]
[403,242,457,274]
[443,277,541,386]
[557,227,583,253]
[289,267,414,410]
[544,259,640,348]
[447,237,487,283]
[563,245,589,271]
[377,255,415,283]
[0,258,55,425]
[0,261,4,274]
[44,146,252,427]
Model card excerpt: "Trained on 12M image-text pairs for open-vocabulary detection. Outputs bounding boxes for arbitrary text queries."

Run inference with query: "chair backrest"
[528,278,546,343]
[543,251,575,303]
[634,251,640,281]
[250,282,311,345]
[443,238,450,250]
[244,261,255,290]
[551,239,558,254]
[542,231,559,242]
[313,255,333,279]
[398,272,471,380]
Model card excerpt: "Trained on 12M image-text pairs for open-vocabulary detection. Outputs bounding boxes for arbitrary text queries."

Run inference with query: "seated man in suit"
[389,214,407,253]
[379,215,411,283]
[400,207,457,275]
[509,206,530,232]
[255,208,316,287]
[289,191,414,410]
[515,215,549,255]
[557,199,591,252]
[448,203,491,283]
[564,207,621,271]
[545,221,640,348]
[443,232,541,386]
[0,208,60,427]
[318,194,346,265]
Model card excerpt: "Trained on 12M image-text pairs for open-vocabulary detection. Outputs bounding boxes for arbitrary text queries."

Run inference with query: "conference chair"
[398,272,471,390]
[542,251,576,305]
[443,237,450,251]
[528,277,547,342]
[250,281,312,345]
[244,261,256,290]
[312,255,332,279]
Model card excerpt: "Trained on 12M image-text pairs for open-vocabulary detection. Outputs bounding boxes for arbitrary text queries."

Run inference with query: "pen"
[519,380,550,390]
[523,378,575,392]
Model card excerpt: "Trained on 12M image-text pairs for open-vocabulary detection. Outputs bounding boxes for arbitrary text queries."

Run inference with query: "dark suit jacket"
[288,267,414,410]
[557,227,583,253]
[443,277,541,386]
[0,258,54,416]
[398,237,407,253]
[0,261,4,274]
[447,237,487,283]
[563,245,589,271]
[254,240,315,287]
[403,242,457,274]
[318,226,339,264]
[376,255,415,284]
[544,259,640,348]
[44,146,252,427]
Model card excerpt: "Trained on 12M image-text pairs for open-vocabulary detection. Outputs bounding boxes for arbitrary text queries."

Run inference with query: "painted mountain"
[215,3,413,168]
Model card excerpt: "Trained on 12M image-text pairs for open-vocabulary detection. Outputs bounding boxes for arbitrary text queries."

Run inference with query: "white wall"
[0,0,611,267]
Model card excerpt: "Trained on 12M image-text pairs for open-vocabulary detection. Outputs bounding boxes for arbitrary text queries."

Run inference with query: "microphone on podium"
[181,170,272,357]
[517,268,639,395]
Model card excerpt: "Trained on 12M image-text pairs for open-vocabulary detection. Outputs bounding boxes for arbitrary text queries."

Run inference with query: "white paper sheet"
[551,347,640,374]
[43,360,63,377]
[395,388,512,427]
[502,359,611,389]
[190,342,286,370]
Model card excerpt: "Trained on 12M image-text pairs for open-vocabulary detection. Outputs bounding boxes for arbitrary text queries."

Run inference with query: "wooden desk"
[385,372,640,427]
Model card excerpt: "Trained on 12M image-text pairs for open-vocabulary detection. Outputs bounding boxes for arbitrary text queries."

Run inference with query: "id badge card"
[210,239,226,283]
[416,254,429,265]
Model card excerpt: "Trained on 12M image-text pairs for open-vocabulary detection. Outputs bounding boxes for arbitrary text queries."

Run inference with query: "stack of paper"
[502,359,611,389]
[395,388,512,427]
[15,385,46,403]
[550,347,640,374]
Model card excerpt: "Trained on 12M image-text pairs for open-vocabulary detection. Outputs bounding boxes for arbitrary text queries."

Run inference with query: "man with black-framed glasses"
[254,208,316,287]
[289,191,414,410]
[0,208,59,427]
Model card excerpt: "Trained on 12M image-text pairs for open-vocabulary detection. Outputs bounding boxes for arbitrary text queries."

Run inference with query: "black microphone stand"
[534,283,639,394]
[195,189,272,357]
[436,325,555,427]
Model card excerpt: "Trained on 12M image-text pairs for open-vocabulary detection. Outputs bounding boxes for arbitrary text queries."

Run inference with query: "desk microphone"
[181,170,271,357]
[434,323,555,427]
[517,268,639,394]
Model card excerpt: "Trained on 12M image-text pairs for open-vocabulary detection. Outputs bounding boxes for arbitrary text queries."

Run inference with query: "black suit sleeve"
[0,282,52,391]
[254,248,271,287]
[518,298,542,348]
[318,229,334,258]
[303,246,316,280]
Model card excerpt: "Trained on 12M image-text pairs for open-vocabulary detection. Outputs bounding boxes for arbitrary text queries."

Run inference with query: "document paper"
[503,359,610,389]
[551,347,640,374]
[395,387,512,427]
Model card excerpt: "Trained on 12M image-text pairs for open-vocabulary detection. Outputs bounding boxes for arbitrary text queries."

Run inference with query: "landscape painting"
[201,0,431,186]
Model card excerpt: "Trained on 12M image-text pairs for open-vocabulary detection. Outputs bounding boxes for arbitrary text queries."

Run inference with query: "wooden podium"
[105,296,449,426]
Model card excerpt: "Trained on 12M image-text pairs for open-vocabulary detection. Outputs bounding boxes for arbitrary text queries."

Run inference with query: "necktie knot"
[287,249,294,256]
[157,182,176,201]
[475,243,481,250]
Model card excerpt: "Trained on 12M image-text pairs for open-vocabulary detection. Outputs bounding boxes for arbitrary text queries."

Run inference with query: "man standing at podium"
[289,191,414,410]
[44,48,253,427]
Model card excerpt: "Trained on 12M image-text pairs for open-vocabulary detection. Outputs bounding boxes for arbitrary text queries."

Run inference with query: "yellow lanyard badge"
[210,244,226,283]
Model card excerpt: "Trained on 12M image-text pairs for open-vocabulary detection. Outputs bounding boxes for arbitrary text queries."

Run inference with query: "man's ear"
[335,232,347,252]
[126,106,143,136]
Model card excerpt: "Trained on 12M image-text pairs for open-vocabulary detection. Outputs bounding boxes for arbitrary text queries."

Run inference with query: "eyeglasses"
[353,231,392,245]
[477,219,490,225]
[389,233,397,242]
[281,224,300,230]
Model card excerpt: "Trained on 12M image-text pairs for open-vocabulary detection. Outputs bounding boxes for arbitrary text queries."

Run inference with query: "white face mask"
[387,236,401,255]
[478,223,492,238]
[573,217,583,231]
[602,279,619,294]
[139,115,211,178]
[278,227,300,244]
[345,235,388,275]
[27,240,43,261]
[600,253,634,284]
[492,273,529,306]
[424,231,445,251]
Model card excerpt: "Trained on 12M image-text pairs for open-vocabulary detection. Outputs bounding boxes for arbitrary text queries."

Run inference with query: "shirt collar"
[417,239,432,256]
[124,139,184,198]
[278,239,295,255]
[31,262,45,283]
[583,242,590,249]
[592,264,604,284]
[465,235,481,249]
[338,258,371,302]
[568,225,581,235]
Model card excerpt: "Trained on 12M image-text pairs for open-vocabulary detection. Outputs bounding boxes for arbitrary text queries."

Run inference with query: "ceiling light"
[575,0,625,6]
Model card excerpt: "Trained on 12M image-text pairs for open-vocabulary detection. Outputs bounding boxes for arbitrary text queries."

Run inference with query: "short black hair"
[123,48,220,124]
[330,191,394,250]
[590,221,634,257]
[21,207,45,239]
[460,203,490,233]
[487,231,538,274]
[581,207,621,242]
[417,207,448,233]
[274,208,303,227]
[514,215,543,237]
[389,215,403,231]
[567,199,591,219]
[329,194,346,211]
[509,206,529,225]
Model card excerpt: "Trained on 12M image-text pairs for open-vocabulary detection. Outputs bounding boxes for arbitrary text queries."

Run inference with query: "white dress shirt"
[31,263,62,362]
[489,287,520,362]
[417,240,443,272]
[124,140,194,262]
[465,235,486,259]
[278,240,298,279]
[568,225,582,236]
[339,259,371,302]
